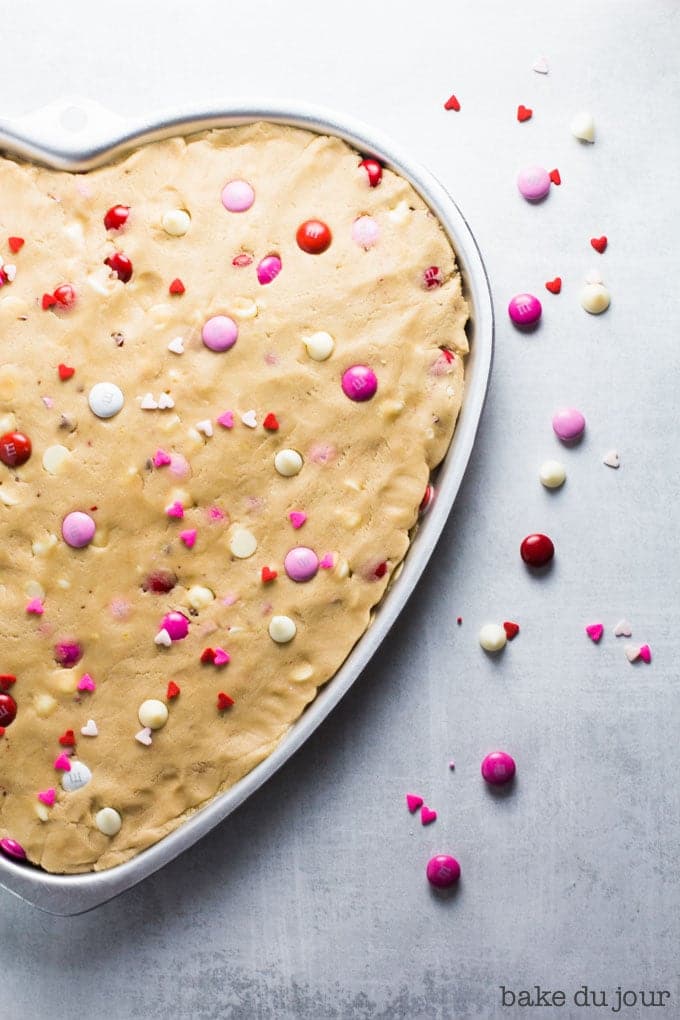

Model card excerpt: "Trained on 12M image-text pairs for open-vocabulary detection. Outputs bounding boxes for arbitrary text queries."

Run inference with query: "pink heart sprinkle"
[289,511,307,529]
[217,410,234,429]
[625,644,641,663]
[319,554,334,569]
[639,644,652,664]
[38,788,56,806]
[25,598,44,615]
[53,753,71,772]
[585,623,604,643]
[420,805,437,826]
[180,529,197,548]
[166,501,184,519]
[213,647,231,666]
[152,449,172,468]
[406,793,423,813]
[42,396,55,409]
[208,507,226,521]
[77,673,96,692]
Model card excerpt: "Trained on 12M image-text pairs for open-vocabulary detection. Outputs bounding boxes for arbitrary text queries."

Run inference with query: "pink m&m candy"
[426,854,461,888]
[161,611,190,641]
[61,511,96,548]
[221,179,255,213]
[341,365,378,402]
[352,215,380,250]
[552,408,586,442]
[0,838,26,861]
[256,254,282,286]
[508,293,542,326]
[481,750,516,785]
[284,546,319,583]
[517,165,551,201]
[202,315,238,352]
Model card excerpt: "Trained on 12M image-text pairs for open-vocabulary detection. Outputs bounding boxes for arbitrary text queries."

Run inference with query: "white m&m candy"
[88,382,124,419]
[61,761,92,792]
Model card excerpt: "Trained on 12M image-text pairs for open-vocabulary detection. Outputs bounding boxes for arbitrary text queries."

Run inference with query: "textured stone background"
[0,1,678,1017]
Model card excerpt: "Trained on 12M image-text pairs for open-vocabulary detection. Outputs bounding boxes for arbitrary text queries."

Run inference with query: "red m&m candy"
[520,532,555,567]
[0,431,32,468]
[296,219,332,254]
[104,204,130,230]
[359,158,382,187]
[105,251,133,282]
[0,693,17,727]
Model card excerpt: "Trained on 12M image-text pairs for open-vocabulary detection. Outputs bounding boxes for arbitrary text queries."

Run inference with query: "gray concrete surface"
[0,1,678,1017]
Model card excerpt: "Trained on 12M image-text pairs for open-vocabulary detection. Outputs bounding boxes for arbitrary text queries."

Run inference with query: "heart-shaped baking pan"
[0,98,493,914]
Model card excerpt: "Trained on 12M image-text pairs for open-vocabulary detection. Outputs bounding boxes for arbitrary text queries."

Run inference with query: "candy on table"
[443,94,461,111]
[478,623,507,653]
[532,56,549,74]
[221,179,255,213]
[539,460,566,488]
[590,235,608,254]
[406,793,423,813]
[296,219,332,254]
[585,623,604,643]
[138,699,168,730]
[503,621,520,640]
[581,282,610,314]
[613,620,632,637]
[426,854,461,888]
[481,751,516,786]
[95,808,122,836]
[341,365,378,402]
[201,315,238,352]
[420,805,437,826]
[570,111,595,142]
[284,547,319,583]
[508,293,542,327]
[61,511,96,548]
[520,533,555,567]
[268,615,297,643]
[603,450,620,468]
[517,165,551,201]
[517,104,533,122]
[545,277,561,294]
[88,381,124,419]
[552,408,586,442]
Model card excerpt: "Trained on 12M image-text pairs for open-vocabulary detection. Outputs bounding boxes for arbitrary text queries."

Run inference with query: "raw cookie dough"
[0,122,468,873]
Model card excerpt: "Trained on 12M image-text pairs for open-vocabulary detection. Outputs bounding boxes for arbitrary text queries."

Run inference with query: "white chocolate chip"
[303,331,335,361]
[138,699,169,730]
[229,527,258,559]
[167,336,185,355]
[570,111,595,142]
[86,268,117,297]
[0,413,16,433]
[35,693,58,718]
[149,304,171,326]
[379,399,405,421]
[186,584,215,611]
[57,578,71,590]
[274,449,303,477]
[61,761,92,792]
[0,365,19,401]
[581,283,611,314]
[42,445,73,475]
[230,297,258,320]
[95,807,122,836]
[0,488,19,506]
[269,615,297,643]
[25,580,45,600]
[389,200,410,224]
[290,661,314,682]
[478,623,507,653]
[36,804,50,822]
[335,508,362,530]
[31,534,58,556]
[539,460,566,489]
[161,209,191,236]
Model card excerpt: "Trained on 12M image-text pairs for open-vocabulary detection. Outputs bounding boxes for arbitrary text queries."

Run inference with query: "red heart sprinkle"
[169,277,185,295]
[444,94,461,112]
[0,727,4,737]
[591,236,608,253]
[503,621,520,640]
[374,562,388,579]
[545,277,562,294]
[58,729,76,746]
[0,674,16,690]
[549,168,561,185]
[261,566,278,583]
[42,292,57,310]
[262,413,279,431]
[166,681,180,700]
[217,692,234,711]
[8,237,24,253]
[200,648,216,664]
[58,363,75,381]
[517,104,533,122]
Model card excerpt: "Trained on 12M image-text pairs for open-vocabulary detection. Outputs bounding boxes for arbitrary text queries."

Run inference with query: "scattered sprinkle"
[167,336,185,355]
[8,237,24,253]
[517,104,533,123]
[169,277,185,295]
[625,644,641,663]
[545,277,562,294]
[503,621,520,640]
[217,692,235,711]
[196,419,214,438]
[153,449,172,468]
[457,616,463,625]
[77,673,96,692]
[241,409,257,429]
[319,554,334,569]
[141,393,159,410]
[58,363,75,381]
[80,719,98,737]
[406,793,423,813]
[217,410,235,429]
[289,511,307,529]
[53,753,72,772]
[213,648,231,666]
[180,529,197,548]
[443,94,460,112]
[135,727,153,746]
[449,761,456,770]
[154,628,172,648]
[532,56,549,74]
[590,235,608,254]
[603,450,620,468]
[639,644,652,664]
[166,681,180,700]
[262,412,279,431]
[37,788,56,806]
[58,729,76,747]
[549,168,561,185]
[26,597,44,615]
[585,622,604,643]
[0,675,16,691]
[613,619,632,637]
[166,501,185,519]
[420,805,437,826]
[261,566,278,583]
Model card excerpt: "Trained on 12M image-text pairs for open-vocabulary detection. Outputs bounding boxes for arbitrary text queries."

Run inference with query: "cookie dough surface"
[0,123,468,873]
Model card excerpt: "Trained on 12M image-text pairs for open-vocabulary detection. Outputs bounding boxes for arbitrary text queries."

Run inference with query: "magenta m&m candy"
[481,750,516,785]
[256,254,282,286]
[61,511,96,548]
[508,293,542,326]
[341,365,378,402]
[0,838,26,861]
[284,547,319,583]
[426,854,461,888]
[161,611,190,641]
[520,532,555,567]
[552,408,586,442]
[517,165,551,201]
[202,315,238,352]
[221,179,255,213]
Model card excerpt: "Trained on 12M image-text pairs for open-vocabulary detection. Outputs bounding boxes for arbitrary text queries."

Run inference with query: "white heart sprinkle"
[167,336,185,355]
[603,450,620,468]
[135,727,153,746]
[585,269,604,285]
[3,264,16,282]
[158,393,175,410]
[80,719,98,737]
[532,55,549,74]
[614,619,632,637]
[141,392,158,410]
[625,644,641,663]
[241,410,257,429]
[196,419,214,438]
[154,628,172,647]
